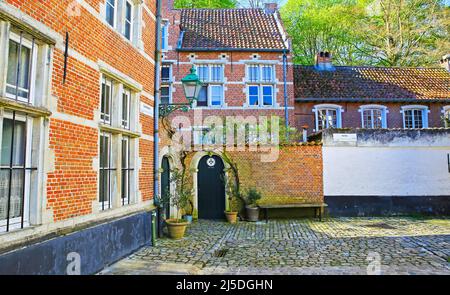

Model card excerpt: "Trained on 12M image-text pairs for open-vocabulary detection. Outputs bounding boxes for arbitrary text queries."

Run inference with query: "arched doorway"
[197,155,225,219]
[161,156,171,219]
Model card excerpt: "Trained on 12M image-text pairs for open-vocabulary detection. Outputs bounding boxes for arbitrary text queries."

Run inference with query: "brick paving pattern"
[100,218,450,275]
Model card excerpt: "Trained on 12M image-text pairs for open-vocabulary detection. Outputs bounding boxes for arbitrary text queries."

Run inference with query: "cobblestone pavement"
[99,218,450,275]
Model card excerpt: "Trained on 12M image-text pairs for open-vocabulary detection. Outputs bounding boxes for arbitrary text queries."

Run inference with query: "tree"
[174,0,238,8]
[281,0,369,65]
[359,0,450,66]
[281,0,450,66]
[240,0,283,8]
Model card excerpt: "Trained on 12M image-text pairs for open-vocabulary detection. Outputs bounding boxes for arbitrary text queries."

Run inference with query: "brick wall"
[1,0,155,231]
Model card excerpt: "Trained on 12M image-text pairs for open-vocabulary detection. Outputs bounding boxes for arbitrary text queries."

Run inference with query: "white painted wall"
[323,147,450,196]
[322,129,450,196]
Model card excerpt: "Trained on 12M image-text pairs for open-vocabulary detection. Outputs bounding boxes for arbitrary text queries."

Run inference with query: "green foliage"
[244,187,262,207]
[174,0,238,8]
[281,0,450,67]
[161,169,193,221]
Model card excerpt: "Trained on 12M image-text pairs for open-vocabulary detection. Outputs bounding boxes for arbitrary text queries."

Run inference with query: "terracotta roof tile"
[294,66,450,102]
[179,9,287,51]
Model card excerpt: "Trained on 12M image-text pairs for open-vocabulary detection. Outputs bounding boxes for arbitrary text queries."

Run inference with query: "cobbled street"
[100,218,450,275]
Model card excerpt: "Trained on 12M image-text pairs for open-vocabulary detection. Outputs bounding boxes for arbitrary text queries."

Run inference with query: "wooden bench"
[258,203,328,222]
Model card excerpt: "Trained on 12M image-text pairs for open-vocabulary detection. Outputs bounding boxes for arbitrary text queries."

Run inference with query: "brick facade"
[0,0,155,247]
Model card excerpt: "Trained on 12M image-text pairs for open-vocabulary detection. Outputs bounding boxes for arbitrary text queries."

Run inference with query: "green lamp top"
[181,66,201,83]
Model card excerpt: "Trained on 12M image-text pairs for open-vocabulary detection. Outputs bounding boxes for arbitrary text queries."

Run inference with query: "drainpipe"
[283,49,289,140]
[153,1,162,211]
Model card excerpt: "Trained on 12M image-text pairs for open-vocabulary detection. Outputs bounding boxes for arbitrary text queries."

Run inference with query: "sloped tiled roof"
[178,9,287,51]
[294,66,450,102]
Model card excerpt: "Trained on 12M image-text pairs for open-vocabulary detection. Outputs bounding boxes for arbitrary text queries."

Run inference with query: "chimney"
[264,3,278,14]
[315,51,334,71]
[441,54,450,71]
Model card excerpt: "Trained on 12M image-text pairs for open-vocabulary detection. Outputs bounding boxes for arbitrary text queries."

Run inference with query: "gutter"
[177,47,289,53]
[294,97,450,103]
[153,0,162,209]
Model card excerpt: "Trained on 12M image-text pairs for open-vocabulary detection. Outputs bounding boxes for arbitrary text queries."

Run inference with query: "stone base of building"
[0,211,154,275]
[325,196,450,217]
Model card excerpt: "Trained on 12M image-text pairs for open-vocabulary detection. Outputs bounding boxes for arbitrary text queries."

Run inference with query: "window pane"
[414,110,423,128]
[6,39,31,99]
[262,66,273,82]
[160,86,170,104]
[106,0,115,26]
[211,86,222,106]
[121,138,129,204]
[122,89,130,128]
[197,86,208,106]
[99,135,110,205]
[262,86,273,106]
[1,119,26,167]
[248,66,259,82]
[101,79,111,123]
[210,66,222,82]
[198,66,208,82]
[404,110,413,128]
[249,86,259,105]
[161,65,171,81]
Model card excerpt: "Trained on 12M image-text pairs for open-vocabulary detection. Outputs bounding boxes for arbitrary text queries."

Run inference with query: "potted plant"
[165,169,192,239]
[182,199,194,223]
[224,174,239,224]
[244,188,262,222]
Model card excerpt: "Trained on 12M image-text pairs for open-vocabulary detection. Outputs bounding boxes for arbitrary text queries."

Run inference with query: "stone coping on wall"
[320,128,450,147]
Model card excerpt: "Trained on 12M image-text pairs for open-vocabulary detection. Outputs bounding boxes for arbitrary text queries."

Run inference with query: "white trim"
[123,0,134,41]
[98,60,143,91]
[400,105,429,129]
[312,104,344,131]
[358,104,388,129]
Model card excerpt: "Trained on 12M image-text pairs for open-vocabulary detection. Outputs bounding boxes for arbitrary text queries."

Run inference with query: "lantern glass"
[181,66,202,102]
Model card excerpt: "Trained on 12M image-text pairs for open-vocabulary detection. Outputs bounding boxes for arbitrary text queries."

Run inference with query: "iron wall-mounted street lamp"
[159,66,202,117]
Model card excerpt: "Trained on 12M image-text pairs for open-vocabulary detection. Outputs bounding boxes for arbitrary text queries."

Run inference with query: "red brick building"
[158,1,296,220]
[295,52,450,134]
[0,0,156,274]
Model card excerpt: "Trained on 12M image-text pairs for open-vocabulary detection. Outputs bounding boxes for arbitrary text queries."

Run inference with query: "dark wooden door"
[198,155,225,219]
[161,156,170,219]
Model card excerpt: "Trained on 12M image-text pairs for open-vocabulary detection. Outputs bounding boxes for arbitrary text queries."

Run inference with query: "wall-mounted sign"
[333,133,357,142]
[140,102,153,117]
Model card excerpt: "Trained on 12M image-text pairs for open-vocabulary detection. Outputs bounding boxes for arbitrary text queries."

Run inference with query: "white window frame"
[0,112,33,233]
[160,85,172,105]
[5,31,38,104]
[105,0,117,28]
[121,136,133,206]
[313,104,343,131]
[246,84,275,107]
[209,85,224,107]
[246,64,275,84]
[359,105,388,129]
[442,106,450,128]
[101,76,114,125]
[194,65,225,107]
[401,105,429,129]
[121,87,131,129]
[99,132,113,211]
[161,63,172,83]
[123,0,134,41]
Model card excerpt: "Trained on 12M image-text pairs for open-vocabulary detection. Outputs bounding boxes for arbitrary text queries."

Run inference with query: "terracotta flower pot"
[165,219,189,239]
[224,211,238,223]
[246,206,259,222]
